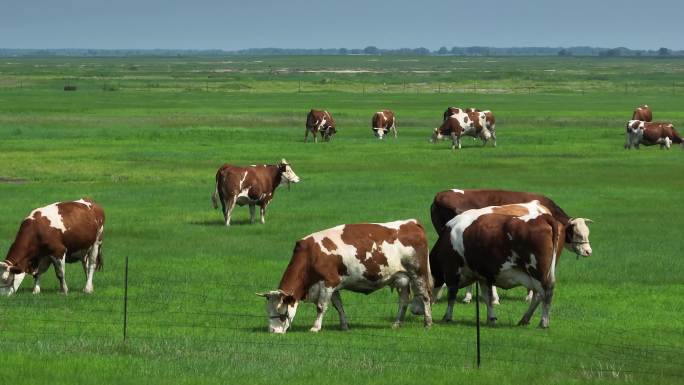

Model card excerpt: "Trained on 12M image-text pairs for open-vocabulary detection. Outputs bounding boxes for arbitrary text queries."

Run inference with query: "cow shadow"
[189,218,253,226]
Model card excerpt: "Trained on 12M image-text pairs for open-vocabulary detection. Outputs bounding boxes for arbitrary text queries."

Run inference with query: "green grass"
[0,56,683,385]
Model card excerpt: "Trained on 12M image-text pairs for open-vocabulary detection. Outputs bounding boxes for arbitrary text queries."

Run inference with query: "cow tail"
[547,216,560,282]
[95,246,104,271]
[211,180,219,209]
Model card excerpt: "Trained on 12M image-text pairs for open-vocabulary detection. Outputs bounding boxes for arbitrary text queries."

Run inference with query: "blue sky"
[1,0,683,50]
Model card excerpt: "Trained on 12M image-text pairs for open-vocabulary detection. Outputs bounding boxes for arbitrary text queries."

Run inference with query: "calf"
[411,188,592,313]
[432,201,574,328]
[632,105,652,122]
[212,159,300,226]
[625,120,645,149]
[0,198,105,296]
[258,220,433,333]
[640,122,683,149]
[305,109,336,142]
[371,110,397,139]
[444,107,497,147]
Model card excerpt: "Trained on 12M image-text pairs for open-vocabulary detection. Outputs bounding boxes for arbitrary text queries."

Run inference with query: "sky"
[1,0,683,50]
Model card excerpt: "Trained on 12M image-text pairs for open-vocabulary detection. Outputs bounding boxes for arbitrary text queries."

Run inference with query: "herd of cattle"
[309,104,682,150]
[6,101,681,334]
[625,105,683,149]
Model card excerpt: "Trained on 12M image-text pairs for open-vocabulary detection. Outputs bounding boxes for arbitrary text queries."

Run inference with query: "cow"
[632,105,652,122]
[371,110,397,139]
[444,107,496,146]
[305,109,336,142]
[211,159,300,227]
[411,188,592,313]
[625,120,645,149]
[640,122,683,149]
[431,109,492,149]
[430,200,582,328]
[0,198,105,296]
[257,220,433,334]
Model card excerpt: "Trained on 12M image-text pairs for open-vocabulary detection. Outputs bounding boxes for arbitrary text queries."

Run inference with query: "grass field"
[0,56,683,385]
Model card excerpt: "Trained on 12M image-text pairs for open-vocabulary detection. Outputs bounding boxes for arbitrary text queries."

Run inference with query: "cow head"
[373,127,388,139]
[257,290,299,334]
[322,125,336,141]
[565,218,593,257]
[278,159,300,187]
[0,262,25,296]
[430,128,443,143]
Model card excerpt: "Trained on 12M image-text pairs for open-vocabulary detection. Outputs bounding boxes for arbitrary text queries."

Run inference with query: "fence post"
[123,256,129,342]
[475,282,481,368]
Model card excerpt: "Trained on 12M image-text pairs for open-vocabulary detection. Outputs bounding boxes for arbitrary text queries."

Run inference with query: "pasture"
[0,56,683,385]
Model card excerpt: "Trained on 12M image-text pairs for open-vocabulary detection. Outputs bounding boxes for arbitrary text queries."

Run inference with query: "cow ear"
[9,266,22,274]
[583,218,594,224]
[256,292,269,298]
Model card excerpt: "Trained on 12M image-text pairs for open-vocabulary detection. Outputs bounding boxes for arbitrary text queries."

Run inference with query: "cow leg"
[491,286,500,305]
[518,291,543,326]
[310,287,333,332]
[249,204,256,224]
[392,285,410,328]
[462,285,473,303]
[330,291,349,331]
[442,286,458,322]
[539,287,555,328]
[223,196,237,227]
[259,202,268,224]
[304,128,309,142]
[32,258,52,295]
[51,252,68,295]
[408,272,433,328]
[525,289,535,302]
[391,123,397,139]
[491,129,497,147]
[83,241,101,294]
[480,283,497,324]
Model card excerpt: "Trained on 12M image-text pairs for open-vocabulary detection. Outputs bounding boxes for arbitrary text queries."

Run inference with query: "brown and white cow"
[625,120,645,149]
[632,105,652,122]
[640,122,683,149]
[431,201,578,328]
[371,110,397,139]
[212,159,300,227]
[444,107,497,146]
[431,109,492,149]
[0,198,105,296]
[411,188,592,313]
[257,220,433,333]
[305,109,336,142]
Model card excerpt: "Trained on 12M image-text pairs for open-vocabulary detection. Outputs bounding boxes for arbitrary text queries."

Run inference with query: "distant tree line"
[0,46,681,57]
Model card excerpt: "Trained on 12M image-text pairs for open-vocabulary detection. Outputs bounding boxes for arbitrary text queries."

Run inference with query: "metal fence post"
[475,282,481,368]
[123,256,129,342]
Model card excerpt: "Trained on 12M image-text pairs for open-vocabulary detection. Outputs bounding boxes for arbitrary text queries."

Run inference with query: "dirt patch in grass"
[0,176,28,184]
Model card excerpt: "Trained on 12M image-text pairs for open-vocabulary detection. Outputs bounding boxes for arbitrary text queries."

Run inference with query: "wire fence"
[0,257,682,381]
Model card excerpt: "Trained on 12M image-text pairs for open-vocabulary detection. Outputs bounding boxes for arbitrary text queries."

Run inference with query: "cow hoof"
[424,322,433,330]
[492,299,500,306]
[487,317,498,325]
[517,319,530,326]
[340,324,349,331]
[391,322,402,329]
[462,298,471,304]
[83,287,93,294]
[32,289,41,295]
[309,327,321,333]
[442,317,453,323]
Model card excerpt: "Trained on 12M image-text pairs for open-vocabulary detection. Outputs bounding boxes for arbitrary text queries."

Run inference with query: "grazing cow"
[444,107,497,146]
[625,120,645,149]
[431,110,492,149]
[257,220,433,333]
[411,188,592,313]
[632,105,652,122]
[371,110,397,139]
[431,200,580,328]
[305,109,336,142]
[640,122,683,149]
[0,198,105,296]
[211,159,300,226]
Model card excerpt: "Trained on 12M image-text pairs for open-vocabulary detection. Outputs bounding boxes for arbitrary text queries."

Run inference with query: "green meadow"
[0,56,682,384]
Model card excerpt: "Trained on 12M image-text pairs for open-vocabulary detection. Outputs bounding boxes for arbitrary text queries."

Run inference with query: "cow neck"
[268,165,283,191]
[277,249,311,301]
[4,223,37,271]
